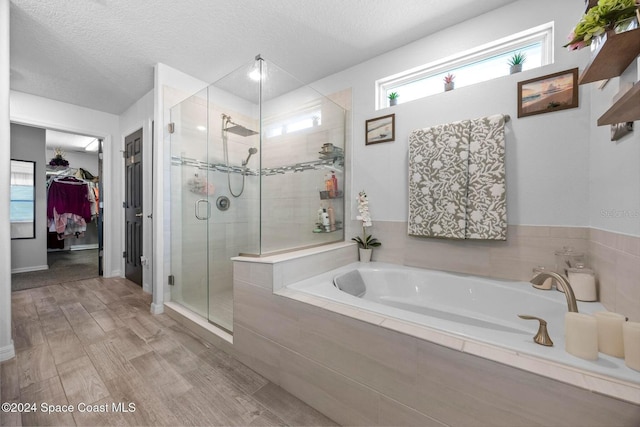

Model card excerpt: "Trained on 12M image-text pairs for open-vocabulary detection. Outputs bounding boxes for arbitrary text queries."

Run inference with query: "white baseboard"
[0,341,16,362]
[11,265,48,274]
[70,244,99,251]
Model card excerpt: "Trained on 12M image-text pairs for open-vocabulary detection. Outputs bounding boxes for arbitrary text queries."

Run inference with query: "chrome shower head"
[225,124,258,137]
[243,147,258,165]
[222,114,258,137]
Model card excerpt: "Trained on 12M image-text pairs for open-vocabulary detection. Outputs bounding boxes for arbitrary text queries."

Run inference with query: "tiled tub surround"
[361,222,640,321]
[289,262,640,386]
[232,243,640,426]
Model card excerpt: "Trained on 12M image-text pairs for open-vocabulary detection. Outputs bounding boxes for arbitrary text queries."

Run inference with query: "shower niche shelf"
[319,191,343,200]
[313,222,343,233]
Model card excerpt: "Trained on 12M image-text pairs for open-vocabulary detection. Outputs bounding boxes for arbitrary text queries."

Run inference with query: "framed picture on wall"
[365,113,395,145]
[517,68,579,118]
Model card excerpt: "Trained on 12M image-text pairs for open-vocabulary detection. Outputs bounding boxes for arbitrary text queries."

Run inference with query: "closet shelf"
[578,27,640,84]
[597,83,640,126]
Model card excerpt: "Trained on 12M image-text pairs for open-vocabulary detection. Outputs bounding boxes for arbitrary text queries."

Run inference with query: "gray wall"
[10,123,47,272]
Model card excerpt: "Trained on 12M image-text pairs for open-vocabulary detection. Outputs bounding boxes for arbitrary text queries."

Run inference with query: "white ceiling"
[45,130,98,153]
[10,0,519,115]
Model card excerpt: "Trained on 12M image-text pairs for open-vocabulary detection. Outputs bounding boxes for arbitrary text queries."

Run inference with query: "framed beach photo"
[365,113,395,145]
[517,68,579,118]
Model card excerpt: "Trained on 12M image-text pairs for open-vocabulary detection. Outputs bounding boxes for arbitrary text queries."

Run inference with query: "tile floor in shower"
[1,276,337,426]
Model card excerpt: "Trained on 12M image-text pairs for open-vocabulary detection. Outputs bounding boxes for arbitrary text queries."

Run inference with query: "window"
[376,22,554,109]
[265,107,321,138]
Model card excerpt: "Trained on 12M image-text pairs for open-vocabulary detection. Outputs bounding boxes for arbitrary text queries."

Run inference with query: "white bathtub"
[286,262,640,391]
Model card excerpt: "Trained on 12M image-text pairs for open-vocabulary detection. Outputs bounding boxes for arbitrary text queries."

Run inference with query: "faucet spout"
[530,271,579,313]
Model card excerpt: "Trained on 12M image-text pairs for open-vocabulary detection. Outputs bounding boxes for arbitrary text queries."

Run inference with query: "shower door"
[169,89,210,322]
[169,84,259,334]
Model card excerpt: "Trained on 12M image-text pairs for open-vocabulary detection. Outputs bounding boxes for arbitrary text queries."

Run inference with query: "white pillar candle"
[623,321,640,372]
[565,313,598,360]
[595,311,625,358]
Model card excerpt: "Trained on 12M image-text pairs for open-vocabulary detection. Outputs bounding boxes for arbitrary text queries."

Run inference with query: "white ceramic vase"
[359,248,372,262]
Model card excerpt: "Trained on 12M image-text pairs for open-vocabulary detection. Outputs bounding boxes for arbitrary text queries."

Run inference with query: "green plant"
[443,73,455,84]
[388,92,399,100]
[508,52,526,66]
[565,0,638,50]
[352,234,382,249]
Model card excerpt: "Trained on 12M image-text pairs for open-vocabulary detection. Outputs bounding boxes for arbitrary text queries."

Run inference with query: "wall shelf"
[578,28,640,85]
[597,83,640,126]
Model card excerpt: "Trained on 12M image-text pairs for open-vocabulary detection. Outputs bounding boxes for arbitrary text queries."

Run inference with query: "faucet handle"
[518,315,554,347]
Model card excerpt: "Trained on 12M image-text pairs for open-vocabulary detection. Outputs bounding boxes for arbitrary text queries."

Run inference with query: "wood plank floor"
[1,277,338,427]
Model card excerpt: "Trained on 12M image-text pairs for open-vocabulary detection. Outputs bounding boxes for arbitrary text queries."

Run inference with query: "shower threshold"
[164,301,233,347]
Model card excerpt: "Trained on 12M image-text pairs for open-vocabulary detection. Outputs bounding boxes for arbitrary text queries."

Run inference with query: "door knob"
[135,213,143,217]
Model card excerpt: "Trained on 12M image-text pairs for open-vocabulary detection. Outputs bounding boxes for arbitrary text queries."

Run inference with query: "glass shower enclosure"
[169,56,346,333]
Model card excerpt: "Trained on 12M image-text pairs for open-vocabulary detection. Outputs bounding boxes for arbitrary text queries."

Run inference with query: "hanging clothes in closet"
[47,176,93,240]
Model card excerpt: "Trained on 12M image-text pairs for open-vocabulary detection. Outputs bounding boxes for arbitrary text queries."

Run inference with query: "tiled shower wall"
[359,221,640,321]
[260,89,350,253]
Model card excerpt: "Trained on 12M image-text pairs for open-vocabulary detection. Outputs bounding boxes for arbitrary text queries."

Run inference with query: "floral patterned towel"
[408,114,506,240]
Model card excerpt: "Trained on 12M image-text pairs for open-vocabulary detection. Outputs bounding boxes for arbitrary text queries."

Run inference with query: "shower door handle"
[195,199,211,220]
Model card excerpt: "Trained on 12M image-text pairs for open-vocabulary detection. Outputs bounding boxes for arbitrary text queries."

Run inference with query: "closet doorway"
[44,130,102,285]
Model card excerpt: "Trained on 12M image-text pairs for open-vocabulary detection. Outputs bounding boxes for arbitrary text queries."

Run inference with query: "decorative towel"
[467,114,507,240]
[408,120,469,239]
[408,114,507,240]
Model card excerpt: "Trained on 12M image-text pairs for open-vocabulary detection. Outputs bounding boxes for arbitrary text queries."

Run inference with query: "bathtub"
[286,262,640,392]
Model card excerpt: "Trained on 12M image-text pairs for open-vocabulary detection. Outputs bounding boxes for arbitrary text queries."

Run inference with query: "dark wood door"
[124,129,143,286]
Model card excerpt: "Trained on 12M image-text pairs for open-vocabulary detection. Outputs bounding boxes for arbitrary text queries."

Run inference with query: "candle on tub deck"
[623,321,640,372]
[565,313,598,360]
[595,311,625,358]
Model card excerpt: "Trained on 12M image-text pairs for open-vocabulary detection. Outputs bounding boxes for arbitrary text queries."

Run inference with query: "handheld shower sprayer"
[243,147,258,166]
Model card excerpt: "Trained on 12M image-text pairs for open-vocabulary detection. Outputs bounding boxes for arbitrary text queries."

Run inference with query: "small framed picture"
[365,113,395,145]
[517,68,579,118]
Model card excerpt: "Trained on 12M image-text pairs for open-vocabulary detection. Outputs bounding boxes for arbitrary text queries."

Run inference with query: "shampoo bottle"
[327,204,336,231]
[331,171,338,197]
[325,174,334,198]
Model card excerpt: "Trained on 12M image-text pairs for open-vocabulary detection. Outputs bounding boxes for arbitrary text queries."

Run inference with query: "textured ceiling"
[10,0,519,115]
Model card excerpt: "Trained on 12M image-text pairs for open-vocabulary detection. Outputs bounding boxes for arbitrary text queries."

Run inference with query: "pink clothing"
[47,177,92,222]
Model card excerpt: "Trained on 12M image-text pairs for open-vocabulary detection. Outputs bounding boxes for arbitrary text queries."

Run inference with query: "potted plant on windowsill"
[352,190,381,262]
[388,92,399,106]
[508,52,526,74]
[444,73,455,91]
